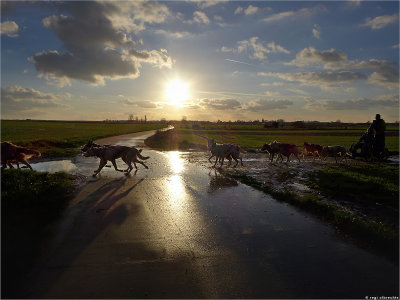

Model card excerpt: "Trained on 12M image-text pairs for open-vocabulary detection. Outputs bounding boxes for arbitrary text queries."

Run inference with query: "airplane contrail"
[224,59,256,66]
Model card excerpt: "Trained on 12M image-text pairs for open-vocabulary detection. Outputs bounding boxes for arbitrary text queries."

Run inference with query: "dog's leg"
[20,158,33,170]
[94,159,107,176]
[220,155,225,167]
[110,159,123,172]
[208,155,214,163]
[213,156,218,167]
[232,156,238,167]
[227,155,232,167]
[121,157,131,172]
[137,161,149,169]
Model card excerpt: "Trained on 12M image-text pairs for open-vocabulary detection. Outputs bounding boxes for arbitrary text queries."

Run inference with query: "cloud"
[262,5,326,23]
[361,13,399,30]
[122,99,157,108]
[234,6,244,15]
[243,99,293,111]
[29,1,172,86]
[287,47,347,66]
[262,11,294,23]
[325,59,399,89]
[110,1,171,33]
[235,5,259,15]
[392,44,400,49]
[196,0,227,9]
[193,11,210,24]
[312,24,321,39]
[221,37,290,60]
[259,71,367,87]
[344,0,361,10]
[1,85,69,113]
[287,47,399,89]
[1,21,19,37]
[198,98,242,110]
[154,29,192,38]
[305,95,399,111]
[244,5,259,15]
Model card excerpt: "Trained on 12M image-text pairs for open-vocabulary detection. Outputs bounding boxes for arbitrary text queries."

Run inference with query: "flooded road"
[22,132,398,298]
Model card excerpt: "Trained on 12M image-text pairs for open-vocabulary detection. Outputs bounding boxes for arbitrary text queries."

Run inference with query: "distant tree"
[128,114,134,121]
[293,121,306,128]
[145,115,147,123]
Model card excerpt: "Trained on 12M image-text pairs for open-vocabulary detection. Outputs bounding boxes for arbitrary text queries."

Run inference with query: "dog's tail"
[137,151,150,160]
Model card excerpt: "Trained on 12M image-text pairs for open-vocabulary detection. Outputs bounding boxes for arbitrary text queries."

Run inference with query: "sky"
[1,0,399,122]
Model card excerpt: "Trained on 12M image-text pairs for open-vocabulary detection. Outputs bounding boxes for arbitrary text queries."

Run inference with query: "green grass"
[1,168,75,217]
[173,128,399,152]
[1,168,76,297]
[308,164,399,208]
[1,120,165,157]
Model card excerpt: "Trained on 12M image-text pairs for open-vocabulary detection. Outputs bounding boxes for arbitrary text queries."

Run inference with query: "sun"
[165,79,190,106]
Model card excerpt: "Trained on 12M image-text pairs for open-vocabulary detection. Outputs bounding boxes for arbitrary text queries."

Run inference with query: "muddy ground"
[183,151,399,229]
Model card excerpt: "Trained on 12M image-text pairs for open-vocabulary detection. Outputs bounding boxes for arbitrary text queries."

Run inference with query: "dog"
[1,141,41,170]
[321,145,351,163]
[302,142,323,161]
[207,139,243,167]
[261,143,276,161]
[261,141,301,162]
[82,141,149,176]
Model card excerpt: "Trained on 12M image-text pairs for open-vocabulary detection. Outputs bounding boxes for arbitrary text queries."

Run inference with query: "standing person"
[369,114,386,158]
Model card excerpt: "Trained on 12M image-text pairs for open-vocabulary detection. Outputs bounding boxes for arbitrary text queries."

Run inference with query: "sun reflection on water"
[167,151,184,174]
[165,152,186,211]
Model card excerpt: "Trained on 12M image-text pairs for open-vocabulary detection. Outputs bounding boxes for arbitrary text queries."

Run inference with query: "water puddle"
[32,159,78,173]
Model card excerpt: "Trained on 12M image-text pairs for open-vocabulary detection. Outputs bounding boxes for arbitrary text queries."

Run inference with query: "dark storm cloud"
[29,1,172,86]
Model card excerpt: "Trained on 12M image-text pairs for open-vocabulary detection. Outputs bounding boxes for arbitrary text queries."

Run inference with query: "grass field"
[1,120,165,157]
[155,123,399,152]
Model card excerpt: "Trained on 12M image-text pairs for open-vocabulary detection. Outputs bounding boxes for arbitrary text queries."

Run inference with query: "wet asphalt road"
[21,132,398,298]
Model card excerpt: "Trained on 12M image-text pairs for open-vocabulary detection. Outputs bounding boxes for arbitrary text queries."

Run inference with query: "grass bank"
[1,120,165,158]
[1,168,76,298]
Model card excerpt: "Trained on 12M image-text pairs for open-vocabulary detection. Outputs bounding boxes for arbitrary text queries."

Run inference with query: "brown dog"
[262,141,301,162]
[303,142,323,161]
[1,141,41,170]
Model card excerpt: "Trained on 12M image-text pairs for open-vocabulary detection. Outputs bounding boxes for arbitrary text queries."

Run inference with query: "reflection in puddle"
[32,160,78,173]
[167,151,184,174]
[208,170,238,193]
[166,175,186,211]
[165,152,187,211]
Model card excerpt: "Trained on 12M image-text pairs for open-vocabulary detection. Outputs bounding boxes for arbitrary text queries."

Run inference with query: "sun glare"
[165,79,190,106]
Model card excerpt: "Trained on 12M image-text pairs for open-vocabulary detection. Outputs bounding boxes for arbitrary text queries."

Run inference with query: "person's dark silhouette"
[369,114,386,158]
